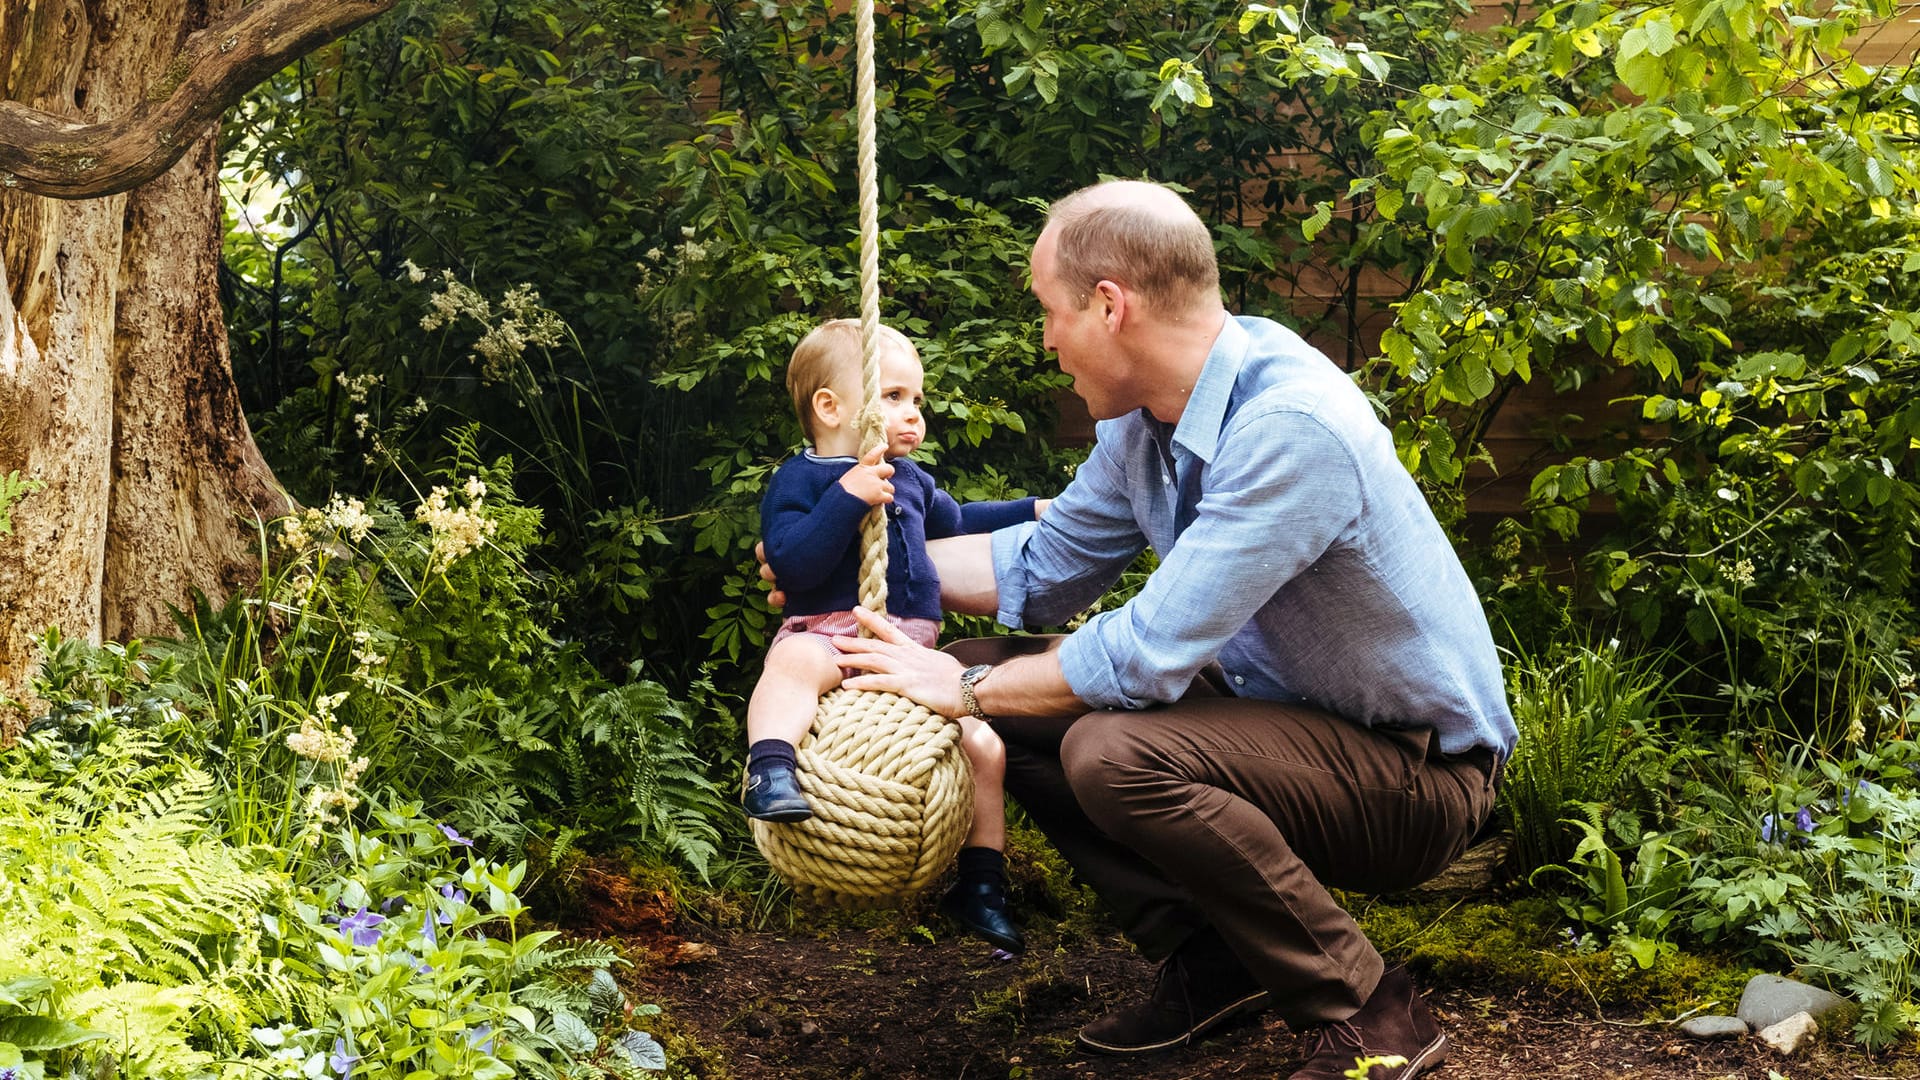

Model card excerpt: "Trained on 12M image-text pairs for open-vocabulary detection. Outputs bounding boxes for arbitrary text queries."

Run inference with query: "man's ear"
[1094,279,1127,331]
[812,387,844,430]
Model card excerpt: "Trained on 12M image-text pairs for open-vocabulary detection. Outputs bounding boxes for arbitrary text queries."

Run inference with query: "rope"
[852,0,889,625]
[752,0,974,909]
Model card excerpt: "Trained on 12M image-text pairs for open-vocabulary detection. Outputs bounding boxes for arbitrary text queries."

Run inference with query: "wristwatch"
[958,663,995,721]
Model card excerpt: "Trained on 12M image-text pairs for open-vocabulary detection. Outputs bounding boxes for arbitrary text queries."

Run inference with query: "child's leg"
[942,716,1025,952]
[957,716,1007,851]
[746,636,846,746]
[742,636,844,822]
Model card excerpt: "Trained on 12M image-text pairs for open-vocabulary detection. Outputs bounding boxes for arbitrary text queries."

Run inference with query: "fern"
[0,730,281,1077]
[549,680,731,880]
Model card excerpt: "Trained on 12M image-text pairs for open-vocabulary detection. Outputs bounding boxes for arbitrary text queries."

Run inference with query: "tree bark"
[0,0,332,730]
[0,0,395,198]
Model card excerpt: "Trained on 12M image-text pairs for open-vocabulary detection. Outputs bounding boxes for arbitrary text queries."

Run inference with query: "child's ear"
[811,388,843,430]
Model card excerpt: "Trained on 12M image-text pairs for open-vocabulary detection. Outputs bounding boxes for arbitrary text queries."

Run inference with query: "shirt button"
[1233,675,1245,686]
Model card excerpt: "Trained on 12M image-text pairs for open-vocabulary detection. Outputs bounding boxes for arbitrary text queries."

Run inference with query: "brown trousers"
[948,636,1497,1026]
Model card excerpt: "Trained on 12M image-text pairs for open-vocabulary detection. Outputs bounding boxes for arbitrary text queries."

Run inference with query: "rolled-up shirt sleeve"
[1058,409,1363,708]
[990,431,1146,631]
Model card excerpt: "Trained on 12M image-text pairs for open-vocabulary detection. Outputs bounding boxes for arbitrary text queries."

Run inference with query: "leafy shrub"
[1678,736,1920,1046]
[1498,640,1668,874]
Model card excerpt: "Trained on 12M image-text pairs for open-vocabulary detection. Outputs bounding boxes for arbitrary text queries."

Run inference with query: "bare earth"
[628,918,1919,1080]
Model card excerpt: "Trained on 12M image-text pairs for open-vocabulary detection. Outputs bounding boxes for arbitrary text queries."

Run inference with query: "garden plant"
[0,0,1916,1075]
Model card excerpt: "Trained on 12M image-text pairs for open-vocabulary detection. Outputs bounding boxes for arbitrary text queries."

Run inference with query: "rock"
[1676,1015,1748,1040]
[1757,1011,1819,1056]
[796,1019,822,1042]
[742,1011,778,1038]
[1736,974,1852,1031]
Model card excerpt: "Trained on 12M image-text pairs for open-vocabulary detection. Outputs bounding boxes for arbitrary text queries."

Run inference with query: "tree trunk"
[0,0,289,732]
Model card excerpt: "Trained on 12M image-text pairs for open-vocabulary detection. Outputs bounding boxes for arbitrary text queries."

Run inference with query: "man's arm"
[834,606,1087,717]
[927,533,997,617]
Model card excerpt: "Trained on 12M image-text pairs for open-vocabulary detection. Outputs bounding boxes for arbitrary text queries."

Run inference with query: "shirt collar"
[1169,315,1248,465]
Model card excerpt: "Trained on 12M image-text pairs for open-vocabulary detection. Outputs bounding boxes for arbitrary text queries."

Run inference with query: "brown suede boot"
[1076,927,1270,1055]
[1287,965,1448,1079]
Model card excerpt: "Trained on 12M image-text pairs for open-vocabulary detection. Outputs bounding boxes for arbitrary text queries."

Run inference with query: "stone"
[742,1011,778,1038]
[1757,1011,1819,1056]
[1676,1015,1749,1040]
[1735,973,1852,1031]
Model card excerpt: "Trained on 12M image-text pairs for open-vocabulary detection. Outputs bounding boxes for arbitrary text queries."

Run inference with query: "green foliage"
[1532,806,1694,969]
[5,635,689,1077]
[1351,895,1759,1014]
[1499,638,1667,874]
[542,674,734,880]
[0,471,43,538]
[0,732,275,1078]
[1675,736,1920,1046]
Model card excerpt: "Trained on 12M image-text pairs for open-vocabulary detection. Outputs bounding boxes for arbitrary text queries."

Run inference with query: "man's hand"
[837,443,895,506]
[834,606,967,717]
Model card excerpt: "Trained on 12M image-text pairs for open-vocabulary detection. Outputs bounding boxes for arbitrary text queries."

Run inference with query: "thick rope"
[852,0,889,626]
[752,0,973,908]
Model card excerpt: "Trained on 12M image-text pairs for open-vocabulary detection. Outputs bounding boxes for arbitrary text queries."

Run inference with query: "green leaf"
[0,1017,110,1053]
[1302,201,1334,242]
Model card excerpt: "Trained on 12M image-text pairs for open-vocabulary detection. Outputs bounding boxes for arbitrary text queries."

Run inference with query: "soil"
[595,891,1920,1080]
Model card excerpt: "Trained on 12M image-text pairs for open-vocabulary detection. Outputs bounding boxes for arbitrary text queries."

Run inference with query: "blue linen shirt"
[989,315,1517,759]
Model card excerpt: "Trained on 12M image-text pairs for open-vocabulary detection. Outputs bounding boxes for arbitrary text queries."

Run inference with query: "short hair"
[786,318,916,442]
[1044,181,1220,312]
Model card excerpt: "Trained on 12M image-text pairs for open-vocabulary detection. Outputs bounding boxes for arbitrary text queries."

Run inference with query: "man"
[790,179,1517,1079]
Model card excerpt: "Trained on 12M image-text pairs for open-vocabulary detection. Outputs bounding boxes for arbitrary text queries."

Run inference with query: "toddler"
[746,318,1041,953]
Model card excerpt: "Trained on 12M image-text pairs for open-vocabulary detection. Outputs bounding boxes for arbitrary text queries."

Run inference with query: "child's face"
[875,345,926,457]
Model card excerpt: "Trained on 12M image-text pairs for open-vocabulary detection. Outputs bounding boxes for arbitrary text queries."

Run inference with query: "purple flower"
[422,913,437,949]
[1760,812,1780,843]
[338,906,386,948]
[1,1067,19,1080]
[466,1023,495,1055]
[437,823,473,847]
[441,883,468,904]
[329,1037,360,1078]
[1794,805,1816,833]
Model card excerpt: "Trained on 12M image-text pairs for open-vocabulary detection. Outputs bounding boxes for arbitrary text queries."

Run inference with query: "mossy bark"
[0,0,290,732]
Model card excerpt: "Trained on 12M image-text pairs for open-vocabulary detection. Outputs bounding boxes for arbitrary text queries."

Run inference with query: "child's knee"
[764,636,841,681]
[959,719,1007,776]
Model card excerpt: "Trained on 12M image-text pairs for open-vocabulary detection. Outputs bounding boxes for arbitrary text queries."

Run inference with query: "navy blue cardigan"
[761,452,1037,621]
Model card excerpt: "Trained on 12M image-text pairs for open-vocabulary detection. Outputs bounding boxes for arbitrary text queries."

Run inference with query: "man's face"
[1031,227,1129,420]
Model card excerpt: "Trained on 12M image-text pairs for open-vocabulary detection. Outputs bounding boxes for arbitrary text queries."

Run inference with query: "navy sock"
[956,846,1006,887]
[747,739,797,781]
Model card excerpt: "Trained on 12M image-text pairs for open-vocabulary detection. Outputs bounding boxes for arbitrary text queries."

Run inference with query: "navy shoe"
[743,762,811,823]
[940,878,1026,954]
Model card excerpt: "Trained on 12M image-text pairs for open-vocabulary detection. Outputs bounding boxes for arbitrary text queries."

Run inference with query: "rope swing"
[749,0,975,907]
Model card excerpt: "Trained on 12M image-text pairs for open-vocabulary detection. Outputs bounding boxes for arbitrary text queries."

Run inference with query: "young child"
[746,318,1041,954]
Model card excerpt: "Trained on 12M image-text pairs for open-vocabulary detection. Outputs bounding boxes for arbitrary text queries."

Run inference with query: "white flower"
[415,485,498,571]
[401,258,427,283]
[323,496,374,542]
[464,476,487,502]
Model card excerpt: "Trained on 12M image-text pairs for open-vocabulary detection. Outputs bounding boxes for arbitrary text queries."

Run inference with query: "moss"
[957,953,1093,1036]
[1351,894,1762,1017]
[631,1005,734,1080]
[146,56,192,103]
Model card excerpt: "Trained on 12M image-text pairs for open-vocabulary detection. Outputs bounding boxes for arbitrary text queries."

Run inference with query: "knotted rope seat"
[749,0,973,908]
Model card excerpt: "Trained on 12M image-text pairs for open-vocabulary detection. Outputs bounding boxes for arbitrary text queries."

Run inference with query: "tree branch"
[0,0,395,199]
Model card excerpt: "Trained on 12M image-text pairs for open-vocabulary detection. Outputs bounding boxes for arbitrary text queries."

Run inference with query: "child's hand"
[838,444,895,506]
